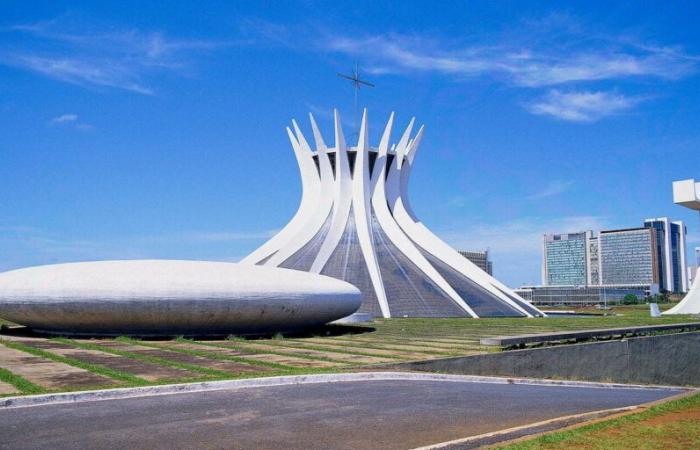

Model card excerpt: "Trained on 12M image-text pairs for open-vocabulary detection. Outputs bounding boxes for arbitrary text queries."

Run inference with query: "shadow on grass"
[0,323,376,341]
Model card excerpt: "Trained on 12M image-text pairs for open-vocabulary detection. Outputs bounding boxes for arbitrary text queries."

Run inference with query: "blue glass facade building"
[542,232,588,286]
[644,218,688,293]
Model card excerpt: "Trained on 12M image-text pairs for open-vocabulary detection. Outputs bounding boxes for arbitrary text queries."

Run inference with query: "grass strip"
[497,391,700,450]
[0,367,45,395]
[1,339,147,386]
[213,339,354,365]
[284,338,463,356]
[133,338,299,371]
[56,338,231,379]
[251,339,407,360]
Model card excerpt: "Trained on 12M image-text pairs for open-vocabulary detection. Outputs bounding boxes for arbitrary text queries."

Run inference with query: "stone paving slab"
[238,353,346,368]
[0,342,115,389]
[300,338,460,354]
[364,336,481,345]
[0,381,18,395]
[13,339,195,382]
[177,342,345,369]
[264,339,425,359]
[217,341,393,365]
[327,336,485,350]
[94,341,270,375]
[280,339,444,359]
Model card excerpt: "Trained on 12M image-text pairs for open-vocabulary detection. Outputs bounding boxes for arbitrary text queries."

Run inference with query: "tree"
[623,294,638,305]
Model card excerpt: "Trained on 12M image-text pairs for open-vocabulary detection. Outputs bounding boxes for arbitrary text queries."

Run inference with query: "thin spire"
[395,118,415,169]
[378,112,395,156]
[357,108,369,150]
[292,120,312,152]
[333,109,346,150]
[308,113,327,151]
[286,126,299,149]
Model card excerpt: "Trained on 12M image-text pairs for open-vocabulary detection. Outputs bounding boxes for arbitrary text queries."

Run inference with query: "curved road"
[0,377,682,449]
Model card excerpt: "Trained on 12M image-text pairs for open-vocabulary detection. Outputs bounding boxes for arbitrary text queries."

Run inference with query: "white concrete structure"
[242,109,544,318]
[665,179,700,315]
[0,260,361,335]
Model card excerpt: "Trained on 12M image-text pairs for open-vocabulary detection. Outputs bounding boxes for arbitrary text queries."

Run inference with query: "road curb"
[0,371,689,409]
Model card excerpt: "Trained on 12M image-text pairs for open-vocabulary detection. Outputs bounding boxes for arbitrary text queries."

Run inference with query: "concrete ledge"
[0,371,685,410]
[480,322,700,346]
[395,332,700,387]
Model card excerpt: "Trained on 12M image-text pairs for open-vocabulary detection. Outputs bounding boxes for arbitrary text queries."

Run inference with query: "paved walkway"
[0,378,681,449]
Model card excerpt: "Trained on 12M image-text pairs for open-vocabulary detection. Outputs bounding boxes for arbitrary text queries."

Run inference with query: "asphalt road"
[0,379,681,450]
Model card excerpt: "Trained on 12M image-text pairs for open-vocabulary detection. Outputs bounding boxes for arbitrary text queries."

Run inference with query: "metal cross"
[338,64,374,135]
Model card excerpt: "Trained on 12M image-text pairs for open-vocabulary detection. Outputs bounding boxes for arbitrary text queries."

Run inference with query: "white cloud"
[2,18,226,94]
[49,113,93,130]
[526,180,575,200]
[50,113,78,123]
[0,226,277,272]
[317,29,697,87]
[526,90,641,122]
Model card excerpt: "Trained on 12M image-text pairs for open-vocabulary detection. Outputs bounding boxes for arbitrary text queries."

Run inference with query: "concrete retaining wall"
[391,332,700,387]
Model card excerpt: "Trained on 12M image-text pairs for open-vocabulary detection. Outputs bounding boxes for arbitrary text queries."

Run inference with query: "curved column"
[390,132,536,317]
[310,110,353,273]
[374,116,478,318]
[263,119,335,266]
[352,110,390,318]
[240,125,322,265]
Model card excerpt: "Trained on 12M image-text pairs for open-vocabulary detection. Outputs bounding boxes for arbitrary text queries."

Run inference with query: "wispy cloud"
[1,17,227,94]
[526,180,575,199]
[319,31,696,88]
[242,16,697,121]
[50,113,77,123]
[527,90,642,122]
[0,226,277,272]
[161,230,278,243]
[49,113,93,130]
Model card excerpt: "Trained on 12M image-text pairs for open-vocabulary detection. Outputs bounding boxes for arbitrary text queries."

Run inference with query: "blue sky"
[1,1,699,287]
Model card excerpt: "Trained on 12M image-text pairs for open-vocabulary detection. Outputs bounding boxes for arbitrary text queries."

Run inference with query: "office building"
[599,227,659,286]
[644,218,688,293]
[542,232,592,286]
[458,250,493,275]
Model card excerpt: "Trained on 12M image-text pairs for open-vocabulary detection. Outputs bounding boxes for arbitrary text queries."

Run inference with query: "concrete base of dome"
[0,260,362,336]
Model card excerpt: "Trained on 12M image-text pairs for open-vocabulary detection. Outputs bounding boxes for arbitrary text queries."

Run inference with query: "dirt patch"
[0,343,115,389]
[95,341,270,374]
[0,380,18,395]
[643,407,700,426]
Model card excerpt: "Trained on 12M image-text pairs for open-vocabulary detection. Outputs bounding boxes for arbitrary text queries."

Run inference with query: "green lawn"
[497,391,700,450]
[0,304,697,398]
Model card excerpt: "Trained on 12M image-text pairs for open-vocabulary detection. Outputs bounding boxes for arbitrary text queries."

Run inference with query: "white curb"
[0,371,690,409]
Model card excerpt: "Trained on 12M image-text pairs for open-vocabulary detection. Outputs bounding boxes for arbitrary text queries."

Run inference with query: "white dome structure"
[242,109,544,319]
[0,260,361,335]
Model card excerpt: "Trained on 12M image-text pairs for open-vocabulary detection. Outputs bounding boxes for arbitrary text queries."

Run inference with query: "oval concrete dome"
[0,260,361,336]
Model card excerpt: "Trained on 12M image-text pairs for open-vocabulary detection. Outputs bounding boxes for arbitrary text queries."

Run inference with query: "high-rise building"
[587,234,600,285]
[243,110,543,318]
[542,232,593,286]
[644,218,688,293]
[458,250,493,275]
[599,227,659,286]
